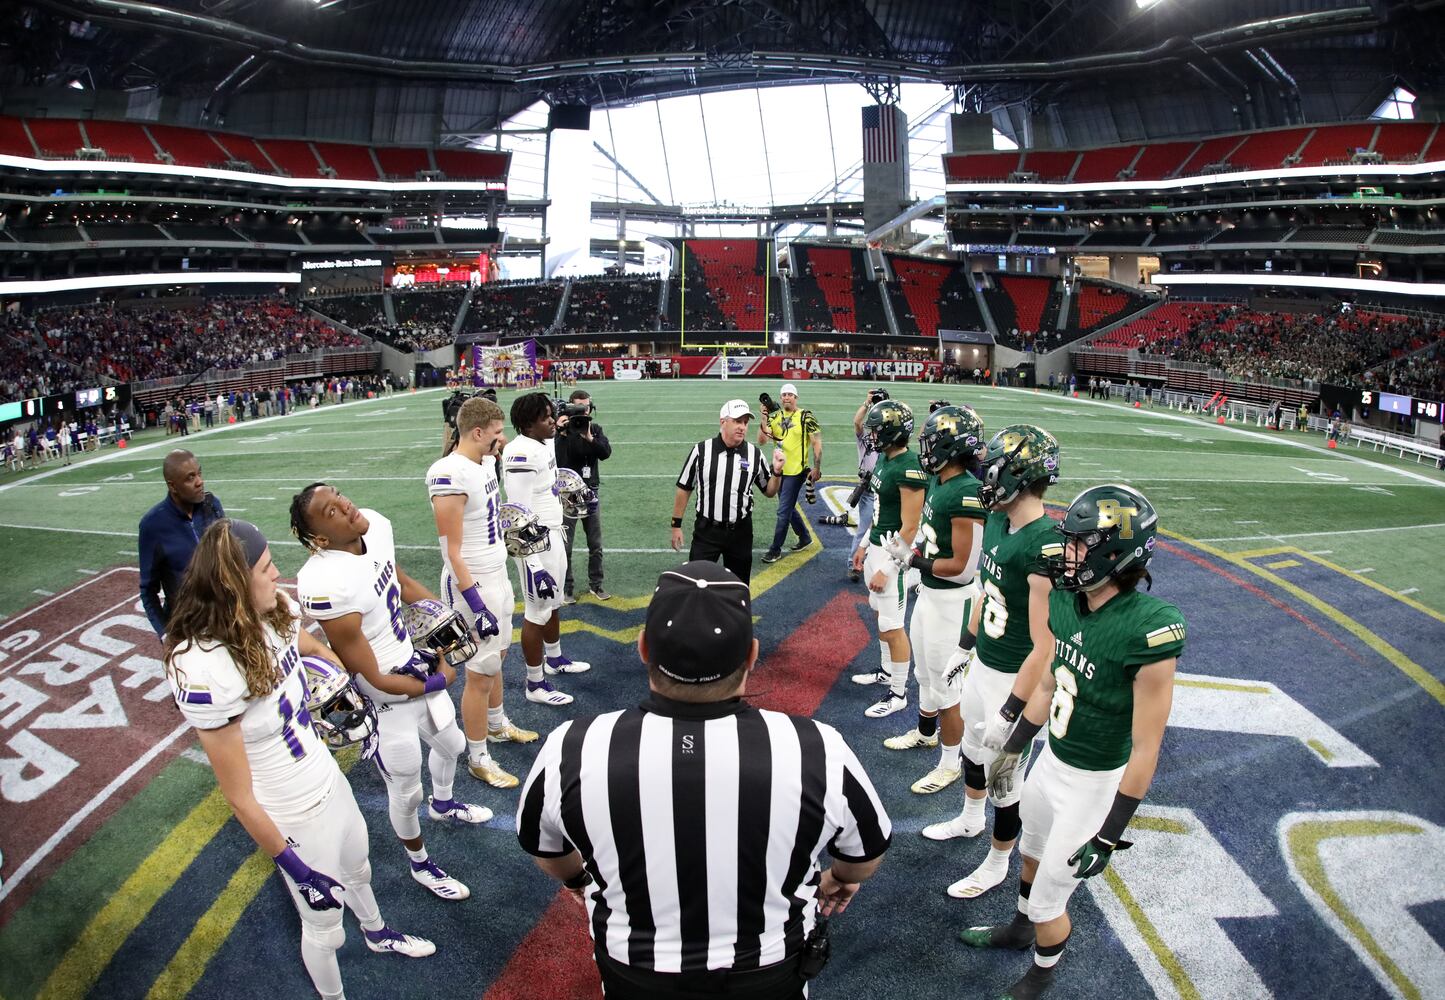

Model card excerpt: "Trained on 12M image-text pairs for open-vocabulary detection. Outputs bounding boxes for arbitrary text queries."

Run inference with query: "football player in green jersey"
[881,405,989,796]
[961,484,1185,1000]
[926,424,1063,901]
[848,399,927,718]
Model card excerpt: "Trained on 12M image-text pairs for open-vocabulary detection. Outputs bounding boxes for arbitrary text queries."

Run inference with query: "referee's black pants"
[689,515,753,584]
[596,950,804,999]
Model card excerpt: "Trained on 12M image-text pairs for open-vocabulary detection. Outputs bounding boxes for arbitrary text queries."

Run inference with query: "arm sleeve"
[516,724,577,858]
[676,444,700,492]
[168,645,249,730]
[137,519,167,637]
[1125,603,1188,671]
[822,724,892,863]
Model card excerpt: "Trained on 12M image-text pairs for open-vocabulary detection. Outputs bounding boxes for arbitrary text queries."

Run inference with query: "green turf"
[0,382,1441,616]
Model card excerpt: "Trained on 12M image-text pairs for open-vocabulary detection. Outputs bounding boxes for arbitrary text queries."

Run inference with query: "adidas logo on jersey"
[1070,631,1084,645]
[990,545,999,556]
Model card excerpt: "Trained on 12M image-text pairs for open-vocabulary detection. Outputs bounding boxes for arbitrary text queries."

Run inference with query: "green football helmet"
[977,424,1061,508]
[917,404,986,474]
[1052,484,1159,592]
[863,399,914,452]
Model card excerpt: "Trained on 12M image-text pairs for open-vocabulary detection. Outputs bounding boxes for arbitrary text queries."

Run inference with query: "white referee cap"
[719,399,754,420]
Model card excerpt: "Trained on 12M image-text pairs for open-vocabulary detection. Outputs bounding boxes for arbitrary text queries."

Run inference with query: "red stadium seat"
[211,132,278,173]
[78,120,158,162]
[943,152,1021,183]
[1021,151,1079,182]
[0,116,36,157]
[1129,141,1198,180]
[1371,122,1436,163]
[1176,135,1247,177]
[25,118,85,158]
[1072,145,1140,183]
[260,139,323,178]
[1227,128,1310,169]
[375,147,433,179]
[146,124,232,168]
[1295,124,1379,167]
[312,142,382,181]
[996,275,1054,335]
[1422,125,1445,165]
[433,149,508,180]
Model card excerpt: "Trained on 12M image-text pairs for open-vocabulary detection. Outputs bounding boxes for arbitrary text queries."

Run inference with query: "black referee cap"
[644,561,752,684]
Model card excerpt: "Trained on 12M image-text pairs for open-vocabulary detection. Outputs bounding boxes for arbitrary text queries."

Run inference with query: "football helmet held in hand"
[499,502,550,557]
[301,656,377,750]
[403,598,479,666]
[554,468,598,519]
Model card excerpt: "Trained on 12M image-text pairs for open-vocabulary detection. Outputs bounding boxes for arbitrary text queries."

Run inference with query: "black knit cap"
[644,561,752,684]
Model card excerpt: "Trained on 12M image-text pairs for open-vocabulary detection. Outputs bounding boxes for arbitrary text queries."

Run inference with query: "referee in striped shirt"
[516,561,892,999]
[670,399,786,585]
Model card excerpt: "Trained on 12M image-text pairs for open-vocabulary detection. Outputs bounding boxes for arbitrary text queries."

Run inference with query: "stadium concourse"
[4,0,1445,997]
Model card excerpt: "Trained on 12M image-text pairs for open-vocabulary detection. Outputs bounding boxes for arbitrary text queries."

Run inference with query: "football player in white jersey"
[292,484,491,901]
[427,395,538,790]
[500,392,590,706]
[164,519,432,1000]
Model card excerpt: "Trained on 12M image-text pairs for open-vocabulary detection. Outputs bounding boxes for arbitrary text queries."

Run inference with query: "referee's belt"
[695,514,751,531]
[595,948,801,994]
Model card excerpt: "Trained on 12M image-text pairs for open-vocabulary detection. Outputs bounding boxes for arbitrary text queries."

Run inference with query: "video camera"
[928,398,951,413]
[867,387,890,405]
[553,397,593,432]
[758,391,778,415]
[442,387,498,429]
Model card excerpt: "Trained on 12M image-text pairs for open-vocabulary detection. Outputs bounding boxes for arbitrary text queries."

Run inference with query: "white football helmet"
[300,656,377,750]
[554,468,597,519]
[402,598,478,667]
[499,502,550,557]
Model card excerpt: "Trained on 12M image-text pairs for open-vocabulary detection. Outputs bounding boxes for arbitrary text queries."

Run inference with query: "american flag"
[862,104,899,163]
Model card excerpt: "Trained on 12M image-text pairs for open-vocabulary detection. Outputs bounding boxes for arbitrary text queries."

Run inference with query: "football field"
[0,379,1442,1000]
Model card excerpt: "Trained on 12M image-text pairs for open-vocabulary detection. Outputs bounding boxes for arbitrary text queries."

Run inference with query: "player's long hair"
[164,520,297,699]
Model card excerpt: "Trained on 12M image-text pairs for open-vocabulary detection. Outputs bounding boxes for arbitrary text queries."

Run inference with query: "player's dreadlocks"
[289,481,329,552]
[510,391,553,434]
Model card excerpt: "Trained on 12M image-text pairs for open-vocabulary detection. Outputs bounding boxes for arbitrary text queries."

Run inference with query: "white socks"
[525,661,544,683]
[487,705,505,729]
[887,659,910,697]
[466,738,491,766]
[544,640,562,660]
[962,793,986,829]
[406,846,428,864]
[940,742,961,771]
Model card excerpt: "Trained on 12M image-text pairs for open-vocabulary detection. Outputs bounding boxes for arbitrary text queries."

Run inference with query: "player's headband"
[228,519,269,568]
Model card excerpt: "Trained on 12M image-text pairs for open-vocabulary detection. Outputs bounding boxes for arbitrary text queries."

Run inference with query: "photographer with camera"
[553,389,611,603]
[757,383,822,564]
[441,386,499,455]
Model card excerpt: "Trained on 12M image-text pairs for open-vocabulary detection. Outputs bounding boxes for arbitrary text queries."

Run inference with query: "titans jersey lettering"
[975,511,1064,674]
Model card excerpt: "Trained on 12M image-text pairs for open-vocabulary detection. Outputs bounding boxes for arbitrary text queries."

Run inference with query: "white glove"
[881,530,914,568]
[977,710,1016,753]
[987,749,1023,800]
[943,647,974,687]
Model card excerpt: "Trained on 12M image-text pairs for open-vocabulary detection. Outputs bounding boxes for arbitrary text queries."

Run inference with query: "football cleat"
[923,814,984,841]
[911,765,962,794]
[410,859,470,901]
[363,927,436,958]
[850,669,889,686]
[427,797,493,824]
[525,679,573,706]
[468,757,519,789]
[884,728,939,751]
[864,692,907,718]
[544,655,591,675]
[487,720,539,744]
[947,859,1011,899]
[958,922,1036,951]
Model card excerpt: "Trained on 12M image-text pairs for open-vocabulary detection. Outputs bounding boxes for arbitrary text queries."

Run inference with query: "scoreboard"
[0,385,129,425]
[1360,388,1444,424]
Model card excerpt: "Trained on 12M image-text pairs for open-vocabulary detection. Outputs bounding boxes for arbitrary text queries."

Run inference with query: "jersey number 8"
[919,522,940,559]
[1049,666,1077,739]
[980,579,1008,639]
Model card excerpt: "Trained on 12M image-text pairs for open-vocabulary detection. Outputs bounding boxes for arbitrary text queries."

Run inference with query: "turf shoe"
[958,921,1036,951]
[468,757,519,789]
[884,728,939,750]
[995,964,1055,1000]
[544,655,591,675]
[526,679,574,705]
[865,692,907,718]
[923,814,984,840]
[851,669,889,686]
[409,859,470,901]
[911,765,962,794]
[363,927,436,957]
[426,797,493,824]
[487,720,539,744]
[948,856,1011,898]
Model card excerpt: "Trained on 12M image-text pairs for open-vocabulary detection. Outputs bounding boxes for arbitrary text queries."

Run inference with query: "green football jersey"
[975,512,1063,673]
[868,449,927,544]
[1045,588,1187,771]
[919,471,987,590]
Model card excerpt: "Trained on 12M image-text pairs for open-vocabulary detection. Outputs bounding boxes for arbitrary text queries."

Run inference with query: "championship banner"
[471,340,541,388]
[538,355,941,380]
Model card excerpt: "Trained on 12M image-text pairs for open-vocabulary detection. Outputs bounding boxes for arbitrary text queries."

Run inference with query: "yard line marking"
[1352,567,1376,574]
[1,720,194,910]
[1200,507,1225,512]
[1235,520,1261,524]
[1400,587,1421,596]
[1169,497,1196,501]
[1309,550,1333,555]
[76,568,99,575]
[247,496,275,501]
[32,589,54,596]
[1196,522,1445,543]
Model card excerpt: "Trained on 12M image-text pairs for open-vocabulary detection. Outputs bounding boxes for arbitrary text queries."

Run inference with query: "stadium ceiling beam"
[592,141,665,206]
[30,0,1393,86]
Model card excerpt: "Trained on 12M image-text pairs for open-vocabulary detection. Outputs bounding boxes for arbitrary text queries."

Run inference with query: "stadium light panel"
[1150,272,1445,297]
[0,271,300,296]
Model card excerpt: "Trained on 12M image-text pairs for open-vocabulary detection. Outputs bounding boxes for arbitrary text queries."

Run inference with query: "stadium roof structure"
[5,0,1443,134]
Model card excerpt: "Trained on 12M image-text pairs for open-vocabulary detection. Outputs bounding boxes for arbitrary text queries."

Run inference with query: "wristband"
[274,846,311,881]
[562,868,594,891]
[909,554,936,576]
[959,631,977,652]
[1098,792,1143,844]
[423,671,448,694]
[998,693,1027,722]
[1002,715,1043,754]
[461,583,487,617]
[671,516,683,529]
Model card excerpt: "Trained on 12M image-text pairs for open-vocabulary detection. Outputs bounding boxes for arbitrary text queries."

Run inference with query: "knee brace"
[301,915,346,952]
[992,802,1022,843]
[464,649,503,677]
[387,781,424,841]
[432,721,466,759]
[964,759,987,791]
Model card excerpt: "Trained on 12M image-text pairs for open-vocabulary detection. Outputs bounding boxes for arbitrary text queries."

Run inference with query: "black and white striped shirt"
[516,696,892,974]
[676,435,771,524]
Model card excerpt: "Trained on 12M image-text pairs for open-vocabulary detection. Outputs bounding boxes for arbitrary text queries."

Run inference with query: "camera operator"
[441,386,498,455]
[554,389,611,602]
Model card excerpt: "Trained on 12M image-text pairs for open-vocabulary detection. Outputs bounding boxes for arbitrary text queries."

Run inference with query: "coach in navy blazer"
[138,449,225,637]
